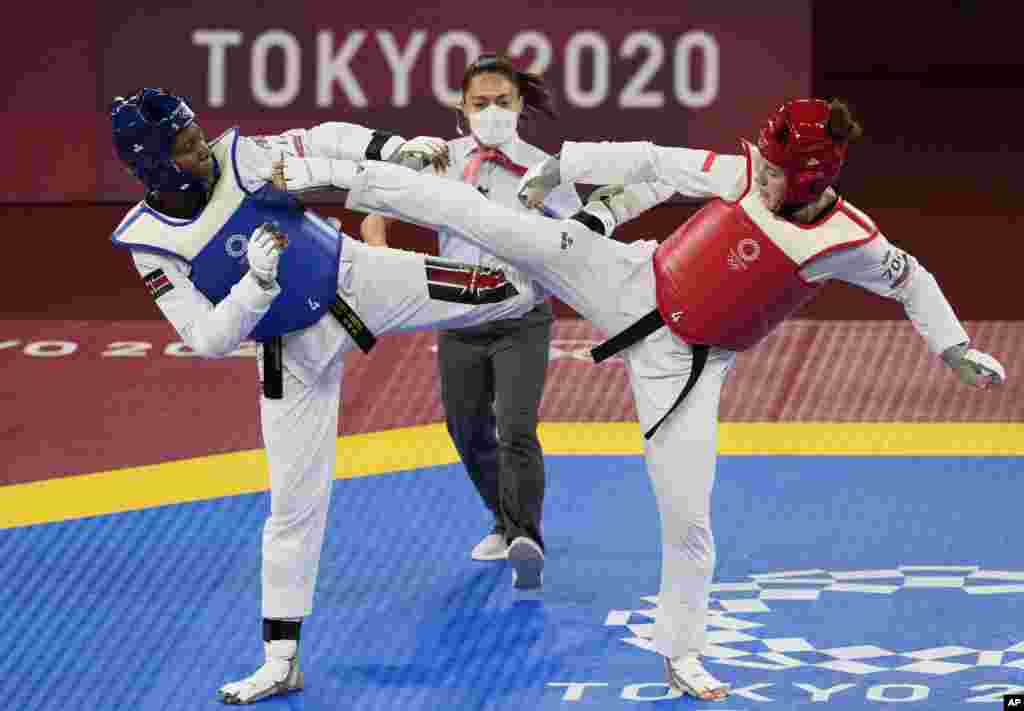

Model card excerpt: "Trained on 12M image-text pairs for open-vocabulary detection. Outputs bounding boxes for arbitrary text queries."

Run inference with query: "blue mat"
[1,455,1022,710]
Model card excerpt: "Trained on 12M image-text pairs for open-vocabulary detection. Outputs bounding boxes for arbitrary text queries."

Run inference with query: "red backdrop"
[0,0,809,202]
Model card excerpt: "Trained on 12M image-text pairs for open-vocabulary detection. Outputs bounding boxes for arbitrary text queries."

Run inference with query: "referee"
[361,53,580,588]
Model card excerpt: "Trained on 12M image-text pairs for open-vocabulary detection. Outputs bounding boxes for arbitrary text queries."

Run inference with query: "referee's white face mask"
[468,105,520,148]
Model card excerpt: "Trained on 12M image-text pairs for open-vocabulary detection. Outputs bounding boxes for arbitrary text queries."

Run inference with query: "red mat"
[2,319,1019,485]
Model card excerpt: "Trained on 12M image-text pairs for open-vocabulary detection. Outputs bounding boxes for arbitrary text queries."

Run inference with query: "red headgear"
[756,98,848,206]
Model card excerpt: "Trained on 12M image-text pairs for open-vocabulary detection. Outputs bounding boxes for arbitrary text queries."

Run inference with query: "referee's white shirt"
[433,135,582,304]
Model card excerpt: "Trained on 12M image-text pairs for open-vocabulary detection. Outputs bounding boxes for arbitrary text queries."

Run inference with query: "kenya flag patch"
[143,269,174,299]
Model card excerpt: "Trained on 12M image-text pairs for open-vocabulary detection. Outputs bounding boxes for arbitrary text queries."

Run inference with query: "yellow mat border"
[3,422,1021,530]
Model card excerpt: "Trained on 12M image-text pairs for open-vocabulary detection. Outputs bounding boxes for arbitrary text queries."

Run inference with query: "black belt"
[645,343,708,439]
[262,293,376,399]
[591,309,665,364]
[328,293,377,354]
[262,337,284,399]
[590,308,709,440]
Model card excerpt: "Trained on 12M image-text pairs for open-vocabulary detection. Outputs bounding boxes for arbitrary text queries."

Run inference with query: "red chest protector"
[588,147,876,439]
[653,199,820,351]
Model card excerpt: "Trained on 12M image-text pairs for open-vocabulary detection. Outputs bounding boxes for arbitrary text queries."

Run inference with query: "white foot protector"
[664,655,730,701]
[218,640,304,705]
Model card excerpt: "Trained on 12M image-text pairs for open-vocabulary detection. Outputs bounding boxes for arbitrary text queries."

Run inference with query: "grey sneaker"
[507,536,544,589]
[219,640,304,705]
[471,532,508,561]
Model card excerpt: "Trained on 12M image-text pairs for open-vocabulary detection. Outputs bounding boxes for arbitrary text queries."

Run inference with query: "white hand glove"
[517,155,562,209]
[247,223,288,287]
[389,136,449,171]
[943,344,1006,389]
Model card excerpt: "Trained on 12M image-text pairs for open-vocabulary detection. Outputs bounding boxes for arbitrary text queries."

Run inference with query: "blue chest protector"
[190,190,341,342]
[111,128,342,342]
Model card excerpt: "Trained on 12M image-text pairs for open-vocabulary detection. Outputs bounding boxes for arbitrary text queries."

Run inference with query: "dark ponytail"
[827,98,863,143]
[514,69,557,120]
[461,53,557,120]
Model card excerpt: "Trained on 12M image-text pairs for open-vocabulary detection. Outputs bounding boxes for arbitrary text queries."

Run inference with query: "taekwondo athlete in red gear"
[109,88,541,705]
[275,97,1006,702]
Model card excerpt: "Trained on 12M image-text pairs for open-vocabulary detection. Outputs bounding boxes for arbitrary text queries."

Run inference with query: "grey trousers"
[438,301,553,548]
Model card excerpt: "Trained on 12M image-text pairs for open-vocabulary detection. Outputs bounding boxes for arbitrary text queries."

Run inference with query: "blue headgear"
[110,88,208,194]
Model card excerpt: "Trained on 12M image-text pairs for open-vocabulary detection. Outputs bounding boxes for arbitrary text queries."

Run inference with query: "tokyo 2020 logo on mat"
[554,565,1024,707]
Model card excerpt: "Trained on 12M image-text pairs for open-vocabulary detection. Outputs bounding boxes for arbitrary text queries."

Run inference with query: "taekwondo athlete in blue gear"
[109,88,540,705]
[111,100,341,343]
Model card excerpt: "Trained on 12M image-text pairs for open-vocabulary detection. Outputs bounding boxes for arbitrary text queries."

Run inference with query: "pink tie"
[462,147,527,185]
